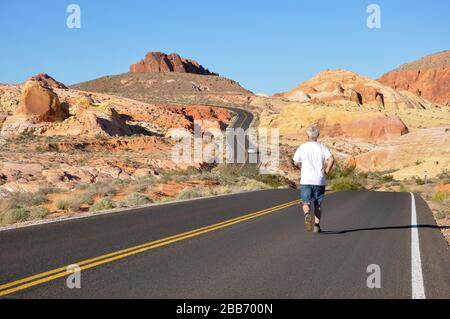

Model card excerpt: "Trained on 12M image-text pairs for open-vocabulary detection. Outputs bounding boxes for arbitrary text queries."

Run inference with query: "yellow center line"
[0,199,299,297]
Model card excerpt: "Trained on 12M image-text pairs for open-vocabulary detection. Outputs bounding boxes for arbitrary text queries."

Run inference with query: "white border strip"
[410,192,426,299]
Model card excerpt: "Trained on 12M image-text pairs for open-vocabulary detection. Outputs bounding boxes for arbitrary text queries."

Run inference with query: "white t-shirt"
[293,142,332,186]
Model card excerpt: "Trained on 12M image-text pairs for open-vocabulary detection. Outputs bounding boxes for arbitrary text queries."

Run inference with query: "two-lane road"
[0,189,449,298]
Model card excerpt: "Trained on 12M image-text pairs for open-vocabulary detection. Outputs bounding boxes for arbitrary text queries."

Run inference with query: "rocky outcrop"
[130,52,218,76]
[259,102,409,142]
[0,80,66,137]
[29,73,68,89]
[349,126,450,179]
[280,69,437,110]
[16,80,65,121]
[44,97,132,137]
[379,50,450,106]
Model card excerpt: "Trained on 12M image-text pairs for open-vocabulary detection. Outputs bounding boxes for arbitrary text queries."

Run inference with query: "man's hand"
[324,155,335,176]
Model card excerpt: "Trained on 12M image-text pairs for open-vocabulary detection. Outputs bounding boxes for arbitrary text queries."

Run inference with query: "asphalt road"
[0,189,449,299]
[222,105,255,166]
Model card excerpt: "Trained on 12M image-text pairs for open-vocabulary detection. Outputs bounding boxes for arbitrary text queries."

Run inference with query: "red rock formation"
[29,73,68,89]
[130,52,218,76]
[379,50,450,106]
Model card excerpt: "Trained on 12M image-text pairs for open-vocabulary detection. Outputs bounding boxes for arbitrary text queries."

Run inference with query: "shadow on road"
[320,224,450,235]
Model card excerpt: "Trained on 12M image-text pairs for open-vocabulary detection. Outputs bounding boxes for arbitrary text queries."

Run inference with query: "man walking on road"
[293,125,335,233]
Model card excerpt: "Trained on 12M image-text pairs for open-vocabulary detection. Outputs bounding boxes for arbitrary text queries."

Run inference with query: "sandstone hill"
[72,72,252,107]
[379,50,450,106]
[278,69,437,110]
[72,51,252,107]
[130,52,217,76]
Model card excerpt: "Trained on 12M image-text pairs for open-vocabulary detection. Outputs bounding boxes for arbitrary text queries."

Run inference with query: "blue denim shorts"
[300,185,326,205]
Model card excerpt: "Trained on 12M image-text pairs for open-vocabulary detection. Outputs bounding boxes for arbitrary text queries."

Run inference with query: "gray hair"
[306,125,320,139]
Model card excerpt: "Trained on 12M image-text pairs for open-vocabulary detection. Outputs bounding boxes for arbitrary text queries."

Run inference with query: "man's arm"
[324,155,335,175]
[293,147,302,169]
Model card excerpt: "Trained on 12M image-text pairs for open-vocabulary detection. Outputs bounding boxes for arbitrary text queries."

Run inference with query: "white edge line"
[410,192,426,299]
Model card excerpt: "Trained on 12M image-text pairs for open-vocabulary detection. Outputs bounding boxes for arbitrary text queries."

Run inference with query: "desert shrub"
[176,188,203,200]
[381,175,395,182]
[95,133,108,141]
[56,199,71,211]
[88,182,117,197]
[74,183,90,191]
[38,187,64,195]
[434,210,448,220]
[111,178,133,187]
[56,192,95,212]
[413,177,425,186]
[9,192,48,208]
[399,184,410,193]
[330,177,365,191]
[1,208,30,225]
[29,207,50,219]
[237,177,270,191]
[432,191,450,204]
[436,170,450,183]
[118,193,153,208]
[328,164,356,180]
[259,174,289,188]
[358,172,369,179]
[13,131,40,144]
[89,198,116,212]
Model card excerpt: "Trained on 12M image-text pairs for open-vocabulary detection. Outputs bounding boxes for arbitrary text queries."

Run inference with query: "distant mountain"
[379,50,450,106]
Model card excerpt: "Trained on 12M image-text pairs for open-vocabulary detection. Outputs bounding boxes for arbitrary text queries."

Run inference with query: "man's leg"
[312,186,326,233]
[301,185,314,232]
[314,204,322,225]
[303,203,311,215]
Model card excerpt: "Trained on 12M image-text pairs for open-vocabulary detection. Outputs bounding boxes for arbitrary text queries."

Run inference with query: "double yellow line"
[0,199,299,297]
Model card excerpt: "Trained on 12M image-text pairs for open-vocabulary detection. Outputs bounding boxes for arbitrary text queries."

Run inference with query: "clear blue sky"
[0,0,449,94]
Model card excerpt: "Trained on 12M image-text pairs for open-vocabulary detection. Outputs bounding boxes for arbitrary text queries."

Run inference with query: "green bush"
[89,198,116,212]
[2,208,30,225]
[118,193,153,208]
